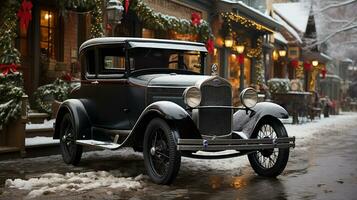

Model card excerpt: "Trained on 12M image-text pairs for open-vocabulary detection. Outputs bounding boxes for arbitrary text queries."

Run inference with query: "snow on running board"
[76,140,121,149]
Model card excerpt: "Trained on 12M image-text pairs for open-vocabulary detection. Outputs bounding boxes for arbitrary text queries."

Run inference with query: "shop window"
[40,9,56,59]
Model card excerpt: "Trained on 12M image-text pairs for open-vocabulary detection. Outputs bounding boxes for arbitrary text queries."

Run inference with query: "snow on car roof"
[273,2,311,34]
[79,37,207,53]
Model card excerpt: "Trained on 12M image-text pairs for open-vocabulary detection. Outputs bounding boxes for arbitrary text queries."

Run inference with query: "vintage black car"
[54,37,295,184]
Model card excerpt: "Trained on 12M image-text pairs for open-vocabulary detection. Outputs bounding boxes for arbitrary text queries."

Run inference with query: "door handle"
[91,80,99,84]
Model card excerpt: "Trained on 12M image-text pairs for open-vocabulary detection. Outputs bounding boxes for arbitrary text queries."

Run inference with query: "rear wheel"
[248,117,289,177]
[143,118,181,184]
[59,113,83,165]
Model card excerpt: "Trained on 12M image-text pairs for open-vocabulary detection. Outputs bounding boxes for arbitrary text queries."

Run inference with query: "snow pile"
[5,171,145,199]
[25,136,59,146]
[284,112,357,140]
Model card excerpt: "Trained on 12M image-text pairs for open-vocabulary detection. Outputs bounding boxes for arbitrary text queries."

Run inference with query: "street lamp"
[235,45,245,54]
[106,0,124,34]
[278,49,287,57]
[224,35,233,48]
[312,60,319,67]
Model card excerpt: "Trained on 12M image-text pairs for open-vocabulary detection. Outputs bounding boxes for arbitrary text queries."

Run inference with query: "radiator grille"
[198,80,232,136]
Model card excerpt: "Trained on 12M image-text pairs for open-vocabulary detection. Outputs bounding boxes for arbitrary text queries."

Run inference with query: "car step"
[76,140,121,150]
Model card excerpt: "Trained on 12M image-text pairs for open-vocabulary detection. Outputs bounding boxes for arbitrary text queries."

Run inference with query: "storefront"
[212,1,281,105]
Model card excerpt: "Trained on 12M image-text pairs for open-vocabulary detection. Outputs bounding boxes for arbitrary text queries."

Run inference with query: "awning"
[302,51,332,63]
[218,0,282,33]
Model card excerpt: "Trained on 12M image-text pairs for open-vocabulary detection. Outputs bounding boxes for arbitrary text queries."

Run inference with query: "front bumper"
[177,137,295,151]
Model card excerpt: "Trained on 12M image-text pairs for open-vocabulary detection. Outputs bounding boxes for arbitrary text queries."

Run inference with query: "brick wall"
[63,12,78,69]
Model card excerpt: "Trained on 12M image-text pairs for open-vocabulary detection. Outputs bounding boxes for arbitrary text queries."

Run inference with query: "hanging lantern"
[272,50,279,61]
[321,67,327,79]
[312,60,319,67]
[304,62,312,71]
[290,59,299,68]
[224,35,233,48]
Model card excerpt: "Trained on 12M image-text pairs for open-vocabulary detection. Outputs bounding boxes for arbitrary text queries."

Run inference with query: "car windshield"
[128,48,205,73]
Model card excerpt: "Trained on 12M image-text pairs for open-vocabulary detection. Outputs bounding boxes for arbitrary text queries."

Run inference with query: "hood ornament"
[211,64,218,76]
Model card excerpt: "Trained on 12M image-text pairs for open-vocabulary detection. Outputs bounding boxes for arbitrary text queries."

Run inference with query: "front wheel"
[143,118,181,184]
[59,113,83,165]
[248,117,290,177]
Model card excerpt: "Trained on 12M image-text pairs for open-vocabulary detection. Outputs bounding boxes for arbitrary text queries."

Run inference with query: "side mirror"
[211,64,218,76]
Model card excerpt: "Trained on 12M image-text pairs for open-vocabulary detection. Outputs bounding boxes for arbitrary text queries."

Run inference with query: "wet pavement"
[0,117,357,200]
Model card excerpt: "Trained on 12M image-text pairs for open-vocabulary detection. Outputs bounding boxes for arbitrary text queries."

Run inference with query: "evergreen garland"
[90,0,104,38]
[131,0,213,43]
[0,0,24,127]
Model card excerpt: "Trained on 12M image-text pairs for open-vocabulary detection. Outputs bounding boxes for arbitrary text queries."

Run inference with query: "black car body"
[54,37,295,184]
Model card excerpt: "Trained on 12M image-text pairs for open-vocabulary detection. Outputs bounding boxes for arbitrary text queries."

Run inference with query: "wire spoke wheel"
[248,117,290,177]
[143,118,181,185]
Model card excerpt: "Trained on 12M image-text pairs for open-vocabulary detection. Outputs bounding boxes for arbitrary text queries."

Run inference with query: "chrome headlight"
[183,87,201,108]
[240,87,258,108]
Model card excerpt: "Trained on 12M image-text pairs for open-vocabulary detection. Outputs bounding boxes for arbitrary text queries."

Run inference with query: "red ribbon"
[205,39,214,55]
[0,64,18,76]
[125,0,130,13]
[191,12,202,26]
[321,67,327,79]
[17,0,33,31]
[237,54,244,64]
[304,62,312,71]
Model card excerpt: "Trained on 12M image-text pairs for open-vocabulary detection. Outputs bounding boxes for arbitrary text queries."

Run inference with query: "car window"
[129,48,204,73]
[98,45,126,77]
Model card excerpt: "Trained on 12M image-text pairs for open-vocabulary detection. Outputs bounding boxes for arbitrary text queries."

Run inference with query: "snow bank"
[26,119,55,130]
[5,171,145,199]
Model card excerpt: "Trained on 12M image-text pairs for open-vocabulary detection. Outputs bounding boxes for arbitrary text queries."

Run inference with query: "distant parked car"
[54,37,295,184]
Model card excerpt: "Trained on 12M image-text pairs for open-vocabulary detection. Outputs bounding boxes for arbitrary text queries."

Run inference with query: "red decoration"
[303,62,312,71]
[290,59,299,68]
[205,39,214,55]
[106,24,112,31]
[125,0,130,13]
[0,64,18,76]
[191,12,202,26]
[321,67,327,79]
[61,72,73,82]
[237,54,244,64]
[17,0,33,31]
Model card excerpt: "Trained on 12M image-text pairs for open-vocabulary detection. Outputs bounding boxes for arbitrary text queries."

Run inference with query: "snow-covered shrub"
[267,78,291,94]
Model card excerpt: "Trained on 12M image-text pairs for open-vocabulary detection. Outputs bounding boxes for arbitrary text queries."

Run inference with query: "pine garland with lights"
[90,0,104,38]
[221,12,273,33]
[131,0,213,43]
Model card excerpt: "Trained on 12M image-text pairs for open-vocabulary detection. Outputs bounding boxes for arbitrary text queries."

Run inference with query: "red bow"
[0,64,18,76]
[17,0,33,31]
[206,39,214,55]
[125,0,130,13]
[290,59,299,68]
[191,12,202,26]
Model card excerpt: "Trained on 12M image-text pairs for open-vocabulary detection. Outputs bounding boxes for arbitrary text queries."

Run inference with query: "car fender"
[233,102,288,138]
[126,101,201,147]
[53,99,92,140]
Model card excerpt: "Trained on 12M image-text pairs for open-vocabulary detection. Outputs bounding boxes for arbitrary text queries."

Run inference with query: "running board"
[76,140,121,150]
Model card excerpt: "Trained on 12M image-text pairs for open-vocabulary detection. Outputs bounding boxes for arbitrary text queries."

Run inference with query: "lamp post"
[106,0,124,36]
[236,44,245,92]
[279,49,287,78]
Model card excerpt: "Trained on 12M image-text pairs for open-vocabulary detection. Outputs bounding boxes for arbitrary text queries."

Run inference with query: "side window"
[85,49,95,76]
[98,45,126,78]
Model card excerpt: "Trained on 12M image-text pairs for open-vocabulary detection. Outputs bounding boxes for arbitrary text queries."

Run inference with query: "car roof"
[79,37,208,53]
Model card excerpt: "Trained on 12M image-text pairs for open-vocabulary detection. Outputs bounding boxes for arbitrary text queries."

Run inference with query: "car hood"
[130,73,212,88]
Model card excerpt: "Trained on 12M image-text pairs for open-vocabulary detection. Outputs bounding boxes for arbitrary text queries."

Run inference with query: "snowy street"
[1,113,357,199]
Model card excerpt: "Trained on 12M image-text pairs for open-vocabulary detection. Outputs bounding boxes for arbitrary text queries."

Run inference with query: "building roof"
[79,37,207,53]
[273,2,311,34]
[272,11,302,44]
[219,0,282,32]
